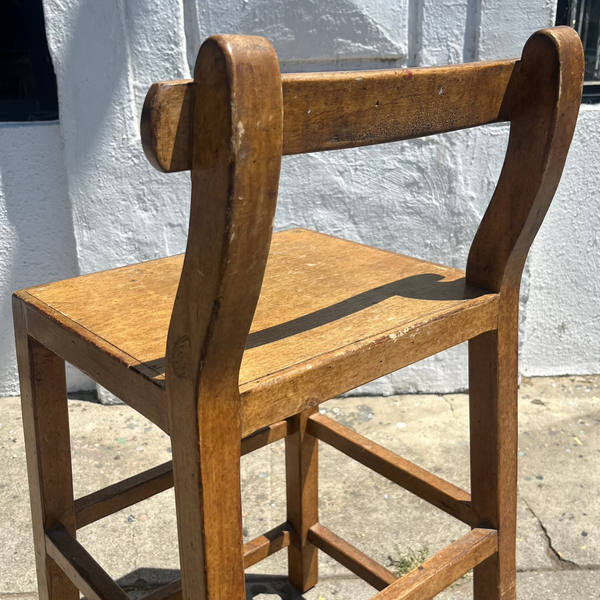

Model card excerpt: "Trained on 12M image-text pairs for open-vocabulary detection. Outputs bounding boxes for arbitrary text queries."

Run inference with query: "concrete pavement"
[1,375,598,599]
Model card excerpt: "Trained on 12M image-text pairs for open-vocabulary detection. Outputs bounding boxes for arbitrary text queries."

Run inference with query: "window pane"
[0,0,59,121]
[556,0,600,102]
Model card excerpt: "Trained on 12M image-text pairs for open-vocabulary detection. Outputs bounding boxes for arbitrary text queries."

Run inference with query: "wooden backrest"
[143,29,583,415]
[141,58,517,171]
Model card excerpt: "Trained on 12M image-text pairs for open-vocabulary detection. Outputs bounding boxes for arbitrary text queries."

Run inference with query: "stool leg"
[286,407,319,592]
[469,322,518,600]
[14,302,77,600]
[169,397,245,600]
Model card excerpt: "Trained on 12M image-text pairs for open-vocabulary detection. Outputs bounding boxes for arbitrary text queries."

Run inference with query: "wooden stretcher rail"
[129,523,291,600]
[46,527,130,600]
[372,528,498,600]
[74,419,290,529]
[240,418,290,455]
[74,461,174,529]
[141,59,517,172]
[47,523,292,600]
[308,523,397,591]
[143,579,183,600]
[307,413,472,524]
[243,521,292,568]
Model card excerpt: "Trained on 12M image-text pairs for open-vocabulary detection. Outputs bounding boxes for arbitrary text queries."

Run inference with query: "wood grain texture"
[74,461,174,529]
[143,579,183,600]
[74,420,289,529]
[307,523,397,591]
[141,60,517,172]
[13,299,78,600]
[164,35,283,600]
[467,27,584,294]
[243,522,292,569]
[46,524,291,600]
[14,26,584,600]
[240,419,290,455]
[372,528,498,600]
[307,413,471,524]
[19,294,168,431]
[469,324,518,600]
[286,408,319,591]
[141,80,193,173]
[465,27,584,600]
[17,229,498,438]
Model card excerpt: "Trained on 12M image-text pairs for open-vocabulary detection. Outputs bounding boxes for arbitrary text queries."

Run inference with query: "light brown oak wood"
[308,523,398,591]
[46,527,129,600]
[14,26,584,600]
[143,579,183,600]
[243,522,292,569]
[47,523,293,600]
[140,524,293,600]
[372,528,498,600]
[74,461,173,529]
[465,27,584,600]
[13,300,78,600]
[286,408,319,591]
[15,228,498,437]
[142,60,517,172]
[163,35,284,600]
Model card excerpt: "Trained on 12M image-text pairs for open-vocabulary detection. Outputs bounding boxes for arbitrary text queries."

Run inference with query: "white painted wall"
[522,107,600,377]
[0,0,597,397]
[0,123,89,393]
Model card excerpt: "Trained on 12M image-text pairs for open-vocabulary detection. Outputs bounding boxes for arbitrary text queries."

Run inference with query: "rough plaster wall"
[187,0,409,71]
[522,107,600,376]
[0,124,88,395]
[10,0,593,398]
[478,0,556,61]
[41,0,194,392]
[42,0,192,277]
[182,0,579,393]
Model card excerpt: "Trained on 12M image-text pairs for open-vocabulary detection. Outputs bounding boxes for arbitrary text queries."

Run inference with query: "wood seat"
[14,27,584,600]
[15,228,497,435]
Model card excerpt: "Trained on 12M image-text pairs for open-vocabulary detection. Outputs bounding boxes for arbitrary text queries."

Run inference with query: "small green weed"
[388,546,429,577]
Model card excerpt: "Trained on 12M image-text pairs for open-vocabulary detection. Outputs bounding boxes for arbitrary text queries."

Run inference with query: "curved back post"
[466,27,584,297]
[165,34,283,600]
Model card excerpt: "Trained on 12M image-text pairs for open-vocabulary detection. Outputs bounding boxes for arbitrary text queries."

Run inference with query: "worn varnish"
[14,27,583,600]
[142,60,518,172]
[16,228,498,436]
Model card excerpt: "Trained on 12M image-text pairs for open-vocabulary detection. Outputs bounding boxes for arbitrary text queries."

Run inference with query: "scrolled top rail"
[141,59,518,173]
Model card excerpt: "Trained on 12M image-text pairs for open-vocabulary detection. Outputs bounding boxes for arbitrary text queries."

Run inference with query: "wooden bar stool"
[14,26,583,600]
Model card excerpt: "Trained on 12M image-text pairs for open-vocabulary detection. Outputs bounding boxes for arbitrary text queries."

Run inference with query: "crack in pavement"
[442,395,455,416]
[522,498,600,571]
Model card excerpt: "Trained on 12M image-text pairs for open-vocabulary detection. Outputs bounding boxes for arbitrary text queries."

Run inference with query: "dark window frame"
[0,0,59,122]
[556,0,600,103]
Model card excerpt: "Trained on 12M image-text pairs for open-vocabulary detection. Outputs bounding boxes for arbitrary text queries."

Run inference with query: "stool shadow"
[111,569,316,599]
[245,273,484,350]
[142,272,488,377]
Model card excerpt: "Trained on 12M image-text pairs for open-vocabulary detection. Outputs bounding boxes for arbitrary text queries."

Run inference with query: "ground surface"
[1,375,599,599]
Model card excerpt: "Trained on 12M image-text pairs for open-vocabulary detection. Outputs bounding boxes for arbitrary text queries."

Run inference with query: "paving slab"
[1,374,599,599]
